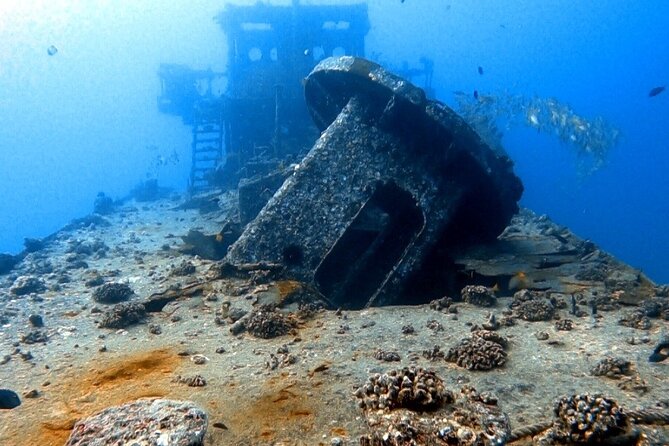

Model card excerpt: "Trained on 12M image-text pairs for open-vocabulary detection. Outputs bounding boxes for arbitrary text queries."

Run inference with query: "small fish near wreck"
[648,85,665,97]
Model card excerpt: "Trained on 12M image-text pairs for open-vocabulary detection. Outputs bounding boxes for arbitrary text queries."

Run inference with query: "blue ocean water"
[0,0,667,282]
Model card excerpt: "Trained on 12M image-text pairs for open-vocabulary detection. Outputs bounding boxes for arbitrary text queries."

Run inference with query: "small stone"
[21,330,48,344]
[191,354,208,365]
[148,324,162,335]
[555,319,574,331]
[23,389,40,398]
[535,331,550,340]
[374,350,401,362]
[215,347,226,354]
[28,314,44,327]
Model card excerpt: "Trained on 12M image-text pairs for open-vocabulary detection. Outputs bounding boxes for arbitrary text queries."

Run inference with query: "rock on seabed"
[65,398,207,446]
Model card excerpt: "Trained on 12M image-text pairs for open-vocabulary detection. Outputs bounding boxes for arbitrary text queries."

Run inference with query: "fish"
[649,340,669,362]
[47,45,58,56]
[478,66,484,75]
[473,90,479,100]
[0,389,21,409]
[508,271,533,291]
[648,86,665,97]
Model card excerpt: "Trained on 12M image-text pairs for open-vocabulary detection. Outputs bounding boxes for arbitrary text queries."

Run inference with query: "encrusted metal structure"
[157,1,369,192]
[227,57,524,309]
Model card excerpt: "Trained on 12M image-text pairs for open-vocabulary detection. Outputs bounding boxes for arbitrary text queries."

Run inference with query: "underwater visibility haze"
[1,0,668,281]
[3,2,669,445]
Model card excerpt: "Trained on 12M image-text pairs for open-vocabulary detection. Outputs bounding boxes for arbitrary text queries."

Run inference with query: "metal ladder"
[189,100,224,194]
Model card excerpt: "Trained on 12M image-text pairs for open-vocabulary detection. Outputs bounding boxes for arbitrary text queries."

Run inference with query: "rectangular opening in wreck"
[315,182,424,309]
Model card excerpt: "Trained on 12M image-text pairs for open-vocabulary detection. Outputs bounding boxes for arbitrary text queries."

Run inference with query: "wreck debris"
[227,56,522,309]
[178,224,240,260]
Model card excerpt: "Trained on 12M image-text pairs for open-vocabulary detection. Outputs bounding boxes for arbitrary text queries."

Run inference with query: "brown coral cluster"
[245,305,295,338]
[170,260,196,277]
[590,357,633,380]
[554,318,574,331]
[173,374,207,387]
[461,285,496,307]
[511,289,555,321]
[551,394,627,444]
[98,302,146,329]
[92,282,134,304]
[618,311,651,330]
[354,367,452,412]
[446,331,507,371]
[357,380,511,446]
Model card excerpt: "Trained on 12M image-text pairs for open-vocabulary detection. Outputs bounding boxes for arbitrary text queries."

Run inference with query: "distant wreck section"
[226,57,523,309]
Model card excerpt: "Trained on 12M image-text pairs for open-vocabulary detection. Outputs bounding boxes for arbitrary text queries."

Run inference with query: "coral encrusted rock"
[246,306,295,339]
[98,302,146,329]
[66,398,207,446]
[92,282,134,304]
[550,394,627,444]
[511,289,556,321]
[10,276,46,296]
[446,332,507,371]
[355,366,452,412]
[461,285,496,307]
